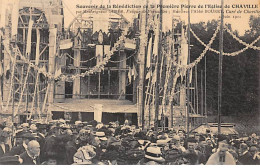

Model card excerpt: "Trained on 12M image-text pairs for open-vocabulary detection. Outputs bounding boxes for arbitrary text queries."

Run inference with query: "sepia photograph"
[0,0,259,165]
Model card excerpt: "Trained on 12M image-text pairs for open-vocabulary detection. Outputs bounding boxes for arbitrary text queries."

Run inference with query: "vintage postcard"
[0,0,259,165]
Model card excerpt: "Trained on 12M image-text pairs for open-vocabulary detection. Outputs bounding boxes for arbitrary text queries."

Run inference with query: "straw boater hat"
[145,146,165,163]
[95,132,107,141]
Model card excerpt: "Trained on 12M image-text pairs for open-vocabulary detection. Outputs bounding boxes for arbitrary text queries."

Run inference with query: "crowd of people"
[0,119,259,165]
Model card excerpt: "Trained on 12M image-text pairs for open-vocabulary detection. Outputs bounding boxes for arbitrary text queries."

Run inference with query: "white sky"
[0,0,259,35]
[63,0,260,35]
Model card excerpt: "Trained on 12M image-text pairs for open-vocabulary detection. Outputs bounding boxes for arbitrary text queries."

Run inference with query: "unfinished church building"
[0,0,138,125]
[0,0,204,129]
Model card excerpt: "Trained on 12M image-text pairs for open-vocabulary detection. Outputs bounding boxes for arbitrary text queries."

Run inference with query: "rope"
[11,23,130,81]
[224,26,260,51]
[63,52,96,63]
[190,27,260,56]
[108,51,137,63]
[171,25,220,70]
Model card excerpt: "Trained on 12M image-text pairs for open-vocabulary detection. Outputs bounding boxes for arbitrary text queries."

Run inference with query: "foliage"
[190,15,259,117]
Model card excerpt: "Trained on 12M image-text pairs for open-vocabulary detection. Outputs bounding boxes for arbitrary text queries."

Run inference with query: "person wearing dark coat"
[19,140,40,165]
[238,143,254,165]
[6,132,36,156]
[0,143,10,158]
[0,131,10,157]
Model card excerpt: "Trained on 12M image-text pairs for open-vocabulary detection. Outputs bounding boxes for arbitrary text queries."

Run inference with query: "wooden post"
[154,0,163,132]
[205,56,208,125]
[186,0,191,136]
[218,0,224,135]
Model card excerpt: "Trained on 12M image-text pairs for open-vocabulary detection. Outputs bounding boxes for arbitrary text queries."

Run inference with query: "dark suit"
[20,151,40,165]
[238,151,254,165]
[6,145,25,156]
[0,144,10,157]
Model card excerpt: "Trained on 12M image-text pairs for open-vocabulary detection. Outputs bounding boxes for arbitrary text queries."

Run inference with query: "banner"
[128,66,132,83]
[146,36,152,68]
[11,0,20,37]
[35,28,40,65]
[60,39,73,49]
[96,45,103,65]
[132,64,137,80]
[94,104,103,122]
[26,19,34,56]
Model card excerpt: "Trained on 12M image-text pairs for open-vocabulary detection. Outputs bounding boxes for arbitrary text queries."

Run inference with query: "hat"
[60,124,70,129]
[21,123,29,128]
[173,135,181,141]
[75,121,83,125]
[30,124,37,131]
[0,156,22,165]
[3,127,12,133]
[157,138,172,146]
[145,146,165,162]
[96,123,104,129]
[95,132,107,141]
[21,132,39,139]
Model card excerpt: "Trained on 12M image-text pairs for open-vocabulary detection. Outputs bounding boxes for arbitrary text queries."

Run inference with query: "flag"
[146,36,152,68]
[0,62,3,76]
[11,0,20,37]
[128,66,132,83]
[189,68,193,84]
[54,67,62,79]
[132,64,137,80]
[153,25,159,57]
[152,69,157,84]
[0,1,6,28]
[26,19,33,56]
[98,30,103,44]
[39,65,47,74]
[180,26,188,66]
[145,68,151,79]
[96,45,103,65]
[35,28,40,66]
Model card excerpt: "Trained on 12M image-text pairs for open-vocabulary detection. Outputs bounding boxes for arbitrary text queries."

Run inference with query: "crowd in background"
[0,119,260,165]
